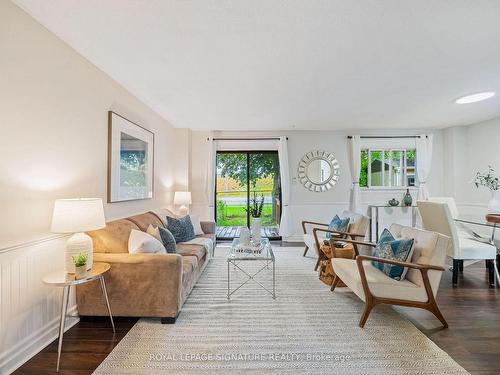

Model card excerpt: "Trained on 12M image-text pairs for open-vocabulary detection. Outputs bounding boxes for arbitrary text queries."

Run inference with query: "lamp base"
[65,232,93,273]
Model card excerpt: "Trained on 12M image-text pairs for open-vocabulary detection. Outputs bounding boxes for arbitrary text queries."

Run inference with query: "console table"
[368,205,418,242]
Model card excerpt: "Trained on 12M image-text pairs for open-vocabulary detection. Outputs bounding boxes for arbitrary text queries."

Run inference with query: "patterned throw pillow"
[166,215,196,242]
[326,215,350,239]
[371,228,415,281]
[147,224,177,253]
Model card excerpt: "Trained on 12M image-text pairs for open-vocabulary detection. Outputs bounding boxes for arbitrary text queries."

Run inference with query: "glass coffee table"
[227,238,276,299]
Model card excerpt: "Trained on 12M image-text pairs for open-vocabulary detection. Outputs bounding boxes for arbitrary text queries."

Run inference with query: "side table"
[318,242,355,287]
[43,262,115,372]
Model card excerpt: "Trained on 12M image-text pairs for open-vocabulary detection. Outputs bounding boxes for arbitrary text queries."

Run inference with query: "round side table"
[43,262,115,372]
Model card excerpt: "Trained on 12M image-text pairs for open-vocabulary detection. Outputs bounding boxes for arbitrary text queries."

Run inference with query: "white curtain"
[416,134,433,200]
[348,135,361,213]
[206,133,216,220]
[278,136,293,238]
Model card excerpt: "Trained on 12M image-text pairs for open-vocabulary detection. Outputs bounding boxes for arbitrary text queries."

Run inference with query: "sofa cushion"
[127,212,164,231]
[332,258,428,302]
[149,208,178,227]
[182,255,199,274]
[166,215,196,242]
[87,219,140,253]
[180,237,214,257]
[176,244,207,261]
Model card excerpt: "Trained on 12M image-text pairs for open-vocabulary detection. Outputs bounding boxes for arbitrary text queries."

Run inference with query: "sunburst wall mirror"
[297,150,340,192]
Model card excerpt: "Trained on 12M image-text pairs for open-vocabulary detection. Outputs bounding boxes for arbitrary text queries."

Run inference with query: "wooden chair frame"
[301,220,328,257]
[329,237,448,328]
[311,227,364,271]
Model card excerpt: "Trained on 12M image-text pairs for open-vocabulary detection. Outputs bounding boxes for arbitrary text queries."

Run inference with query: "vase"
[240,227,251,245]
[488,190,500,213]
[74,265,87,279]
[251,217,261,244]
[403,189,413,206]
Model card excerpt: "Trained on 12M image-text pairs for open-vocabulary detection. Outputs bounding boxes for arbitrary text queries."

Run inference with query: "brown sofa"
[76,211,215,323]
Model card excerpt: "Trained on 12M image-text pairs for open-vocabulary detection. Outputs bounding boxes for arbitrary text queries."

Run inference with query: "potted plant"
[473,166,500,213]
[245,192,264,243]
[72,252,88,279]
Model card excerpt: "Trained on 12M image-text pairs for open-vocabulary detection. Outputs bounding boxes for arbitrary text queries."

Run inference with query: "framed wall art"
[108,111,154,202]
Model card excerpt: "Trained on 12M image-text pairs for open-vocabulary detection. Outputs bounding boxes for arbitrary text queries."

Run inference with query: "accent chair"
[330,223,450,328]
[302,211,369,270]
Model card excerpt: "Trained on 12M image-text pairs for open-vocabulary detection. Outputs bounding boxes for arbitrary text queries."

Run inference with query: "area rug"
[94,246,468,374]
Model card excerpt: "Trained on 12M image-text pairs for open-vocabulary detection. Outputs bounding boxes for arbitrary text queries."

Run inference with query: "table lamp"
[174,191,192,216]
[51,198,106,273]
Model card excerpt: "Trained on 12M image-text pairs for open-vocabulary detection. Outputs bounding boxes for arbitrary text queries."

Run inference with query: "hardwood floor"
[14,244,500,375]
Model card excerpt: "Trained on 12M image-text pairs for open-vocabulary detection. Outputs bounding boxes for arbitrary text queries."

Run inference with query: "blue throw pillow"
[158,226,177,253]
[371,228,415,281]
[326,215,350,239]
[166,215,195,242]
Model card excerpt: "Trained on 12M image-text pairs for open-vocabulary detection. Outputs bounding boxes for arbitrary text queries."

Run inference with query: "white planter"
[488,190,500,213]
[74,265,87,279]
[251,217,261,244]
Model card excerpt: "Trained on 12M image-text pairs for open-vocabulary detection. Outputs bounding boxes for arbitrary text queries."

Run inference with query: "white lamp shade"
[51,198,106,233]
[174,191,192,205]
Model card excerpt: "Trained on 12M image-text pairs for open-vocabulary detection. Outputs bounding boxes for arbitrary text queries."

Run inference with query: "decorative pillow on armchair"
[371,228,415,281]
[325,215,350,239]
[166,215,196,242]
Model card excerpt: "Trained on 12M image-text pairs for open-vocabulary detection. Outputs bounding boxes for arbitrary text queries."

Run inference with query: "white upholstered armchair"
[302,211,369,269]
[418,200,497,287]
[331,224,450,328]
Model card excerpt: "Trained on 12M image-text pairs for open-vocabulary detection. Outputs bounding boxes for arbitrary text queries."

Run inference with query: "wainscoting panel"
[0,236,79,375]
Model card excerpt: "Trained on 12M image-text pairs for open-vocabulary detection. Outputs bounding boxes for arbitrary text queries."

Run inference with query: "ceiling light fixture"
[455,92,495,104]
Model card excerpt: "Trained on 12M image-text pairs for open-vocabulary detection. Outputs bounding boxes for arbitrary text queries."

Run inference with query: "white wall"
[190,129,444,241]
[0,2,186,373]
[442,117,500,220]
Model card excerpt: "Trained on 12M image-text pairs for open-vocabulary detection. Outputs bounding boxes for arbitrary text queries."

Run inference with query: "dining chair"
[330,223,450,328]
[418,200,497,286]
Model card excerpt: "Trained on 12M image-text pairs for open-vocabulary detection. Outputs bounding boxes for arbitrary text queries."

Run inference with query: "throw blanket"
[180,237,214,258]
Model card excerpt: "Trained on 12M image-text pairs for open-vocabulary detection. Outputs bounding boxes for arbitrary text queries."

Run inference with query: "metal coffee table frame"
[227,238,276,299]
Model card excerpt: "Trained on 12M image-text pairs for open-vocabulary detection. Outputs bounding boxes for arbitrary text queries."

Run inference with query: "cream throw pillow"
[190,214,204,236]
[146,224,162,242]
[128,229,166,254]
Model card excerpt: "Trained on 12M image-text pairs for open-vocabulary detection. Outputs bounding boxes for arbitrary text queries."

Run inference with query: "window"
[360,149,416,188]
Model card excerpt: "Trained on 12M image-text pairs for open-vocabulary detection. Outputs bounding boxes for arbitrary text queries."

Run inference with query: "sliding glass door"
[215,151,281,240]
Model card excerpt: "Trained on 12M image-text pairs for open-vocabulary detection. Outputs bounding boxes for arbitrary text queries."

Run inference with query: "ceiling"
[13,0,500,131]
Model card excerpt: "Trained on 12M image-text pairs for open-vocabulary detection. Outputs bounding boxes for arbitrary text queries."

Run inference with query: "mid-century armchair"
[302,211,369,270]
[330,223,451,328]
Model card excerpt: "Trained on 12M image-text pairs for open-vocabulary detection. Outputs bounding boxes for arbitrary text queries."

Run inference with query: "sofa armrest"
[200,220,216,234]
[77,253,183,318]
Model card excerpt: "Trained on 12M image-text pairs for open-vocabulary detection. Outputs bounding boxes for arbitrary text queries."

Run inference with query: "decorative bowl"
[388,198,399,206]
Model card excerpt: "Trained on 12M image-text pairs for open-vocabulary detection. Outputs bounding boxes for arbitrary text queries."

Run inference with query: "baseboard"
[0,305,79,375]
[283,235,305,243]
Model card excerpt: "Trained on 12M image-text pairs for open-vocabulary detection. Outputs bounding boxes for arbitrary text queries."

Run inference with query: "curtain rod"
[346,135,427,139]
[209,137,288,141]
